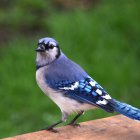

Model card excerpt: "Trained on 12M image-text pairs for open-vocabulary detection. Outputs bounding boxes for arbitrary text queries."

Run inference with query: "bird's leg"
[41,111,68,132]
[68,111,84,126]
[42,120,63,132]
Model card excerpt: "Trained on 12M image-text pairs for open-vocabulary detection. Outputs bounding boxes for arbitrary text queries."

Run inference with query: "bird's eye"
[49,44,54,49]
[48,41,56,49]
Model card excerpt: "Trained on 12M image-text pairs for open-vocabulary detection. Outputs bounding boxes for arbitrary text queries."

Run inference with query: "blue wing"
[48,76,115,113]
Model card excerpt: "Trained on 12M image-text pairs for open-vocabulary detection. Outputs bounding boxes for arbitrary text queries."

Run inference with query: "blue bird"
[36,37,140,131]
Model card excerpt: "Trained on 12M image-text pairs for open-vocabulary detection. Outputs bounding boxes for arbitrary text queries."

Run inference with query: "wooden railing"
[3,115,140,140]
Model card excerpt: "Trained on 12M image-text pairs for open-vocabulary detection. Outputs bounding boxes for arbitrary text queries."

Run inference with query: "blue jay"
[36,37,140,131]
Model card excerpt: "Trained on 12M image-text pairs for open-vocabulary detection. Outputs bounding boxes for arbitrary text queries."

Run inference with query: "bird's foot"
[68,123,81,127]
[40,127,58,133]
[40,120,63,133]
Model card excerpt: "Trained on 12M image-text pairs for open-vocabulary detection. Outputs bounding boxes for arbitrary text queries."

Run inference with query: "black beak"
[35,45,45,52]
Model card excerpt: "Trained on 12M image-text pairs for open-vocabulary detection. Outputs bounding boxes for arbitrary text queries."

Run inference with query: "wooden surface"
[3,115,140,140]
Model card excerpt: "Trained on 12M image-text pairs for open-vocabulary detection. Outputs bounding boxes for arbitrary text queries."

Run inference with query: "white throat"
[36,47,60,68]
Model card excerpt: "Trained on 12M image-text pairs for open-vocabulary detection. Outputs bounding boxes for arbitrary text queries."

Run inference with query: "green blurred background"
[0,0,140,138]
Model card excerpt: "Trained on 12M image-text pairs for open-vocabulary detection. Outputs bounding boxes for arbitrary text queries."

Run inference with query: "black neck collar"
[36,63,48,70]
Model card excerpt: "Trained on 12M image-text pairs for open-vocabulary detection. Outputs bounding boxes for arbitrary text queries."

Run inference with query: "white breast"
[36,68,95,114]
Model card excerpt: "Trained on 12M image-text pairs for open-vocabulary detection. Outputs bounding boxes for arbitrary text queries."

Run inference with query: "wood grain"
[3,115,140,140]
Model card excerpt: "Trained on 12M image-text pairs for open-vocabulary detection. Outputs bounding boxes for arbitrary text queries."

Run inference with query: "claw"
[41,127,58,133]
[68,123,81,127]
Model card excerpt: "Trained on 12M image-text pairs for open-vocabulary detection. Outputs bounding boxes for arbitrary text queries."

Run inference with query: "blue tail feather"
[112,99,140,121]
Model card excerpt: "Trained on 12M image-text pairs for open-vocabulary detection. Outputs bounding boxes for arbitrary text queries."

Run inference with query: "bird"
[35,37,140,131]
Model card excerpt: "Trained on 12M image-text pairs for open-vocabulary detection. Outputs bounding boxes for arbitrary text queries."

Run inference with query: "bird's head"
[36,37,61,68]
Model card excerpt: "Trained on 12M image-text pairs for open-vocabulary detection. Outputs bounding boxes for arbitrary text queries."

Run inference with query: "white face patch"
[36,46,59,67]
[46,47,58,60]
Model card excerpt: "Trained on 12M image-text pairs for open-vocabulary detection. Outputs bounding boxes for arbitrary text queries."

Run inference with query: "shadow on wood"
[3,115,140,140]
